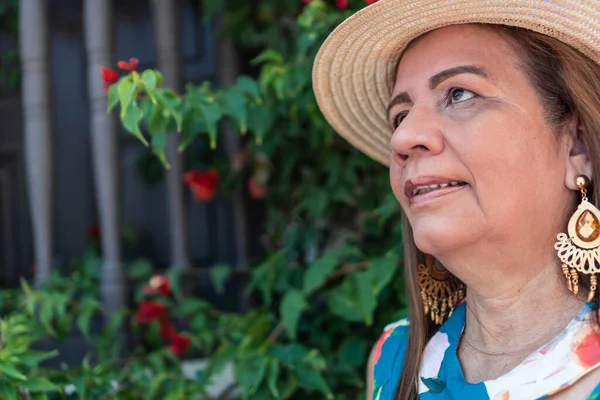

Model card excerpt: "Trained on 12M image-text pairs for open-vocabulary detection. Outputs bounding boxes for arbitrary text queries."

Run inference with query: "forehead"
[395,25,519,87]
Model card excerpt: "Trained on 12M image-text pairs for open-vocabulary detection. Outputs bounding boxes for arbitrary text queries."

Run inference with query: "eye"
[449,88,476,104]
[393,111,408,129]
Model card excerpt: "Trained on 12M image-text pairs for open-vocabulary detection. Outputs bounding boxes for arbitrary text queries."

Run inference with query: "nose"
[389,106,445,167]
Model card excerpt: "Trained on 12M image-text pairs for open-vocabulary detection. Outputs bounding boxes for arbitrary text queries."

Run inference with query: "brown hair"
[393,25,600,400]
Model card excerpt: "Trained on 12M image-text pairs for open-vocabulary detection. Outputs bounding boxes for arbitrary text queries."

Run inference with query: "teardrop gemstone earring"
[555,175,600,302]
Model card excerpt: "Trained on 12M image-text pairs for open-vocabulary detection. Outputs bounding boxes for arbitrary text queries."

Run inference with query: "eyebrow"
[386,65,488,122]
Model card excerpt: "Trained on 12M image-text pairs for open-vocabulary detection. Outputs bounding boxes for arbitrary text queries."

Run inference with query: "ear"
[564,117,593,190]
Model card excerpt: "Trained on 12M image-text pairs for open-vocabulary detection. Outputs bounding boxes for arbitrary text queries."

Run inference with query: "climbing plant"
[0,1,405,399]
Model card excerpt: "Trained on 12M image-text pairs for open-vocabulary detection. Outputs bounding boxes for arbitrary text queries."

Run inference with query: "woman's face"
[389,25,574,258]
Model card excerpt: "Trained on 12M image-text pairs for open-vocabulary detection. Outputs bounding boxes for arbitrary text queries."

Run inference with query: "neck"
[457,260,584,379]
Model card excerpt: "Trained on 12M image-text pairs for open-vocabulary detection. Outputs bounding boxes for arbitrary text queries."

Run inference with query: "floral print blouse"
[373,302,600,400]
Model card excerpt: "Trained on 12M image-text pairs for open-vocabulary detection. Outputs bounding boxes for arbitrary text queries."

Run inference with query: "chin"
[410,223,476,256]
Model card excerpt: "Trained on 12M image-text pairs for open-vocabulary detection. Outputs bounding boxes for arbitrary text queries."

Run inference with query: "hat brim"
[312,0,600,167]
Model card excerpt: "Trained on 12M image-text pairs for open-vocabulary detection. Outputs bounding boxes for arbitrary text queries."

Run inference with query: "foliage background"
[0,0,406,399]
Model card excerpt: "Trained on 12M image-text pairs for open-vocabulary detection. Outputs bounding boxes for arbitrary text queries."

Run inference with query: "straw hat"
[312,0,600,167]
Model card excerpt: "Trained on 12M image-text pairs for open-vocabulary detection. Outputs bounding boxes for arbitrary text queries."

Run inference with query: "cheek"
[389,162,408,208]
[456,114,564,222]
[458,107,558,178]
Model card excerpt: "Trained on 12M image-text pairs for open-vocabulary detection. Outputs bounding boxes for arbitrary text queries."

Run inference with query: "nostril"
[393,152,408,165]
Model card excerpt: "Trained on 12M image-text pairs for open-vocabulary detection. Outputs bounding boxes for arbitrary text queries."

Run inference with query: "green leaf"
[201,345,235,385]
[19,350,58,368]
[252,49,284,66]
[190,314,207,331]
[149,103,169,136]
[39,297,55,335]
[0,361,26,380]
[247,101,275,144]
[148,352,166,374]
[236,75,262,103]
[102,309,125,338]
[127,258,154,280]
[280,289,307,339]
[243,313,273,345]
[301,190,328,220]
[302,243,356,294]
[178,106,205,151]
[20,377,60,392]
[295,364,333,399]
[74,371,88,400]
[220,89,248,133]
[118,78,136,116]
[270,344,309,367]
[151,129,169,168]
[245,249,287,306]
[146,372,168,398]
[209,265,231,295]
[328,273,377,325]
[154,70,164,88]
[53,293,69,326]
[0,382,18,400]
[20,278,32,296]
[121,103,148,146]
[155,89,182,132]
[367,253,399,295]
[175,299,211,316]
[141,70,158,91]
[77,303,96,340]
[266,359,280,398]
[166,267,183,300]
[107,83,120,112]
[260,65,287,99]
[338,338,367,367]
[235,356,268,395]
[197,100,221,149]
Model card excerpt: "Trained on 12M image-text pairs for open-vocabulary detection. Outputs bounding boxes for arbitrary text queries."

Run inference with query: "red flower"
[135,301,167,324]
[248,176,267,200]
[575,330,600,367]
[336,0,348,9]
[183,169,220,201]
[169,333,191,356]
[100,66,119,92]
[117,57,139,72]
[143,275,171,297]
[88,224,101,241]
[365,0,379,4]
[159,320,176,341]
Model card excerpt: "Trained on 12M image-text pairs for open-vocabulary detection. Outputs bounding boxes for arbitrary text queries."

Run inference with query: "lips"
[404,176,468,199]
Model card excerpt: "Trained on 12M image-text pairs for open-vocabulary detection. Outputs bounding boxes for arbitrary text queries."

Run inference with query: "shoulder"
[374,318,409,364]
[372,318,410,400]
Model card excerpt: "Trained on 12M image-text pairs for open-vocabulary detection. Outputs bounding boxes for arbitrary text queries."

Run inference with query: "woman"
[313,1,600,399]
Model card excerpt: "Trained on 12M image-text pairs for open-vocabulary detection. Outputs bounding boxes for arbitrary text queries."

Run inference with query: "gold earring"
[555,174,599,302]
[418,254,465,325]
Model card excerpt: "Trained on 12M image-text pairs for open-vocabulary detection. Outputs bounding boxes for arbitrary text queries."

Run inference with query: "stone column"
[19,0,53,288]
[83,0,125,312]
[151,0,189,270]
